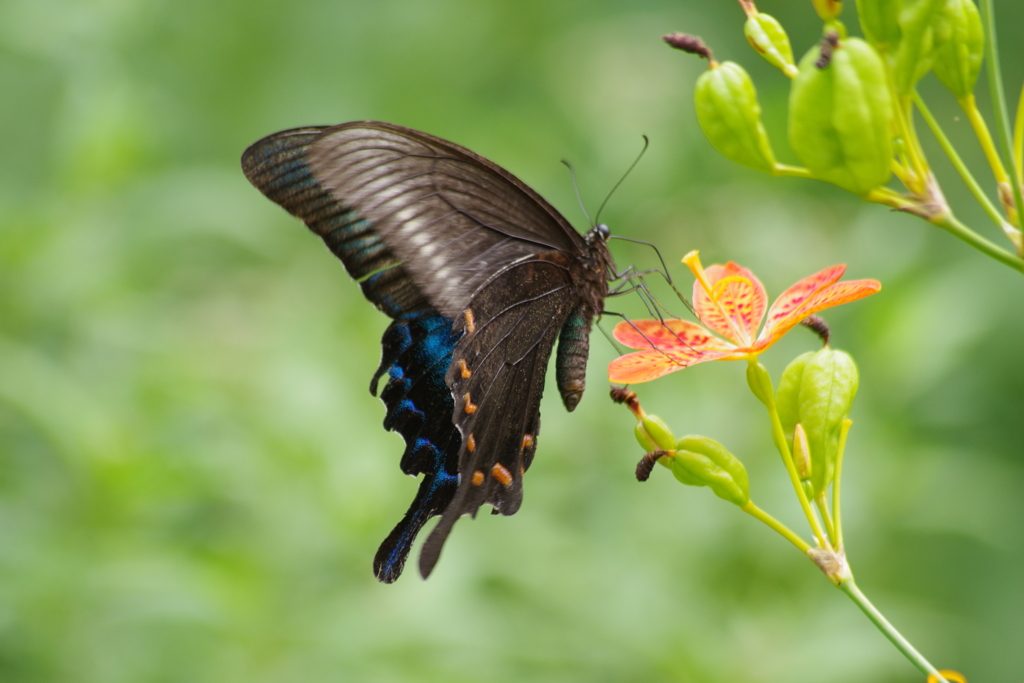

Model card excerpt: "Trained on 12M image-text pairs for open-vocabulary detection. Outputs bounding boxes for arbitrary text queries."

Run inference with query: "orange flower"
[608,251,881,384]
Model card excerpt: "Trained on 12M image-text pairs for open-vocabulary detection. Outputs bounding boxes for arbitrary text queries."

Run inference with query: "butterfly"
[241,121,615,582]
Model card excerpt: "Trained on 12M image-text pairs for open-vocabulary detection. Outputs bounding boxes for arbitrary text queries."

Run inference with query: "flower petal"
[692,262,766,346]
[612,319,732,353]
[754,278,881,351]
[608,347,732,384]
[760,265,846,342]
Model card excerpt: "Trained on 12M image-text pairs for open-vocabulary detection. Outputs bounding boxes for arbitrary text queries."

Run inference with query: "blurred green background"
[2,1,1023,681]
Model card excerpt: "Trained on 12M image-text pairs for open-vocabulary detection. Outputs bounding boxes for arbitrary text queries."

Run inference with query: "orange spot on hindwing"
[467,434,476,452]
[491,463,513,487]
[457,358,472,378]
[471,470,484,486]
[521,434,534,450]
[463,393,477,414]
[463,308,476,334]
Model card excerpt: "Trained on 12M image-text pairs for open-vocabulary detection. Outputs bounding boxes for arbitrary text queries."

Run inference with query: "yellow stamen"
[682,251,713,296]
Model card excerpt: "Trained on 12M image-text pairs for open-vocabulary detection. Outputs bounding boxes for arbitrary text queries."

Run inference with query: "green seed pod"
[670,435,750,506]
[789,37,893,195]
[634,422,658,453]
[893,0,946,94]
[856,0,902,54]
[640,414,677,451]
[776,351,815,443]
[744,13,799,78]
[931,0,983,99]
[812,0,844,21]
[694,61,777,172]
[798,348,859,495]
[745,360,775,408]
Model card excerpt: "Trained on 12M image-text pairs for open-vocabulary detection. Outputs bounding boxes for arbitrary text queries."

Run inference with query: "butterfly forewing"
[306,122,586,318]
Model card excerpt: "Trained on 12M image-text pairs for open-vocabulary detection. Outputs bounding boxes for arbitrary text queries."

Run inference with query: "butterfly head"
[586,223,611,245]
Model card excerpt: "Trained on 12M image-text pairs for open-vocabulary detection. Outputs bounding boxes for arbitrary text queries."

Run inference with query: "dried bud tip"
[800,315,831,346]
[609,385,644,418]
[664,33,714,61]
[635,450,671,482]
[815,31,840,69]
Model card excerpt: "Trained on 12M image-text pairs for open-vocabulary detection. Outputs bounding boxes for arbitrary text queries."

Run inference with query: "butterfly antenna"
[594,135,649,226]
[561,159,594,227]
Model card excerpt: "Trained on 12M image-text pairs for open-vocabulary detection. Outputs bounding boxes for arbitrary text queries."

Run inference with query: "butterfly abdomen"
[555,307,593,412]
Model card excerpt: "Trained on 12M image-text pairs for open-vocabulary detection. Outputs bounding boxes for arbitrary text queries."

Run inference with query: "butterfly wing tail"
[374,465,458,583]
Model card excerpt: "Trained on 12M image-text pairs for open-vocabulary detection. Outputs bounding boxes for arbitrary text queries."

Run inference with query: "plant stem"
[931,212,1024,272]
[893,95,929,194]
[741,501,811,553]
[960,94,1010,185]
[814,493,837,544]
[771,163,813,179]
[839,579,950,683]
[980,0,1024,230]
[832,419,851,548]
[914,92,1007,228]
[753,367,831,549]
[1015,83,1023,181]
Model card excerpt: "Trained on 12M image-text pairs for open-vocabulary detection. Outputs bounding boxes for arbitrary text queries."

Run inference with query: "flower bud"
[789,36,893,195]
[812,0,844,21]
[893,0,946,95]
[670,435,750,506]
[792,423,813,481]
[695,61,777,172]
[855,0,902,53]
[744,13,798,78]
[799,349,859,495]
[930,0,983,99]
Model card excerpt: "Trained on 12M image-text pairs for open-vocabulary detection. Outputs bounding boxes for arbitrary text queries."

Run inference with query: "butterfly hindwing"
[418,254,580,578]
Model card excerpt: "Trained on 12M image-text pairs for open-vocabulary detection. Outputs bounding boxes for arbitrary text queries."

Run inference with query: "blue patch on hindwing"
[369,310,463,582]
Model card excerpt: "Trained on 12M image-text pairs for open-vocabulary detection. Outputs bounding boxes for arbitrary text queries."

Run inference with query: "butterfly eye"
[596,224,610,240]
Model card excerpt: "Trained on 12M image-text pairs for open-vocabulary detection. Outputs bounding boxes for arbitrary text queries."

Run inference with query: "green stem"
[931,212,1024,272]
[751,360,831,549]
[741,501,811,553]
[960,94,1010,185]
[832,419,851,548]
[914,91,1007,228]
[1014,82,1023,182]
[980,0,1024,230]
[839,578,950,683]
[814,493,837,547]
[771,163,814,179]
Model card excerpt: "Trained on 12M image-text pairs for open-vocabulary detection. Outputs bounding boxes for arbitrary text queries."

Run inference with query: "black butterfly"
[241,121,615,582]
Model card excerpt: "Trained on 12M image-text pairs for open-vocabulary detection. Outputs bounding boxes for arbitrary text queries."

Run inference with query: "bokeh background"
[2,1,1023,681]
